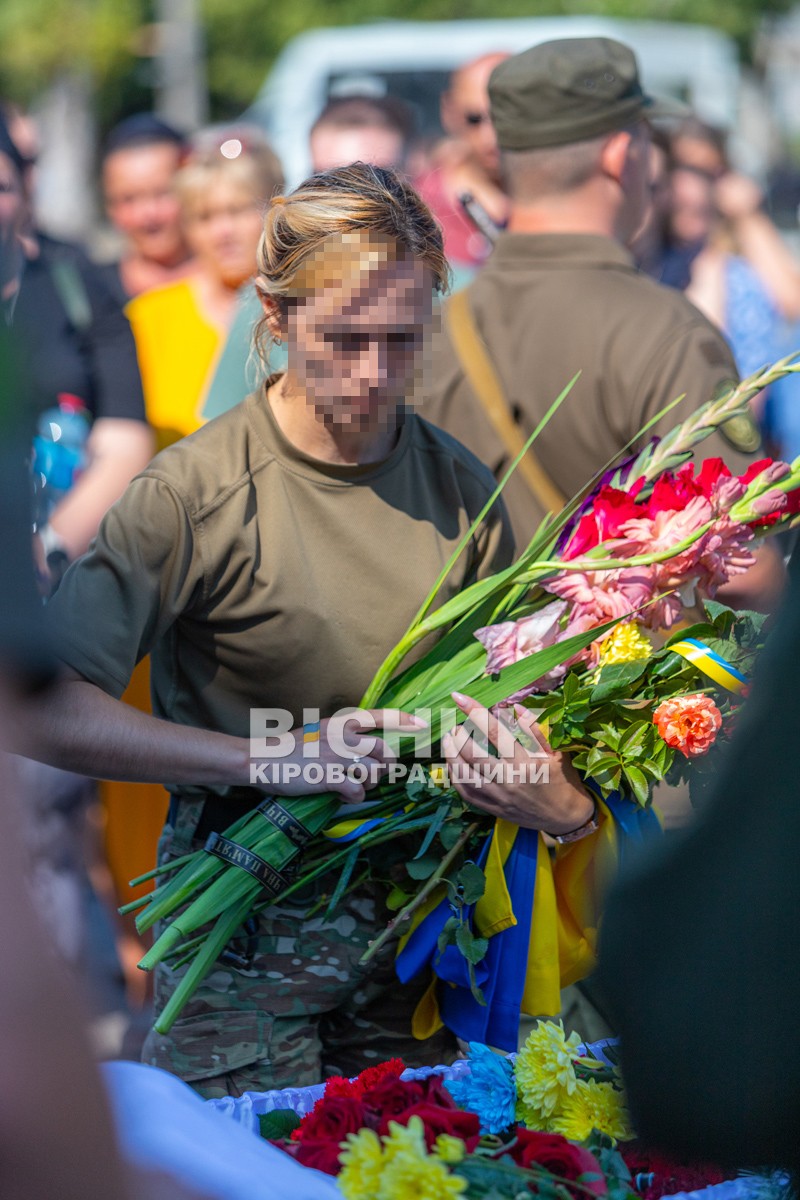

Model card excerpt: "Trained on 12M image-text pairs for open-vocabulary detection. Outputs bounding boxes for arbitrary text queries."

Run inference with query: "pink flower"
[475,601,567,673]
[710,475,746,514]
[546,565,655,624]
[743,459,791,487]
[694,517,755,592]
[654,694,722,757]
[617,495,713,558]
[750,488,789,517]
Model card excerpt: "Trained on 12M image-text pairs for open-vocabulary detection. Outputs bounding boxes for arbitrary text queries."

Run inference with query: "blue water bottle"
[32,392,91,524]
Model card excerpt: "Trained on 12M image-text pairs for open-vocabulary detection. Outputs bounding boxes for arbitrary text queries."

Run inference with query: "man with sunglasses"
[414,52,510,276]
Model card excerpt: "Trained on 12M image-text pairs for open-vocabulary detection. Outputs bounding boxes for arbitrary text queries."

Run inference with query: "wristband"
[546,797,599,844]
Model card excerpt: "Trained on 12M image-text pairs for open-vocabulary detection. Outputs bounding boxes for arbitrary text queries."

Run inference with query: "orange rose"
[653,694,722,758]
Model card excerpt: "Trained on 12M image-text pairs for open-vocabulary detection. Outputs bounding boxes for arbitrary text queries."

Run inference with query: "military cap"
[489,37,687,150]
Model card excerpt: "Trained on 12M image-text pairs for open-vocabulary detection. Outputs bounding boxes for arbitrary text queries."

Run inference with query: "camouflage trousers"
[142,799,457,1098]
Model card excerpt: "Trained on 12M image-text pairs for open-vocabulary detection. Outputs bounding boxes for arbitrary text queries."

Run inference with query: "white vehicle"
[248,17,741,185]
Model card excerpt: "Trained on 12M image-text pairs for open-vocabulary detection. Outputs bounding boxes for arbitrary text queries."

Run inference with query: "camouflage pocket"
[141,1008,273,1083]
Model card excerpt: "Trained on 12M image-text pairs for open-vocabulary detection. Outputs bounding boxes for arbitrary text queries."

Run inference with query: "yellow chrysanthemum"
[338,1128,385,1200]
[515,1020,583,1122]
[381,1116,429,1163]
[549,1080,634,1143]
[594,624,652,680]
[434,1134,467,1164]
[379,1151,467,1200]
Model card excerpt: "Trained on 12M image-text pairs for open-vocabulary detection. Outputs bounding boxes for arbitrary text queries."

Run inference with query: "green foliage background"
[0,0,791,129]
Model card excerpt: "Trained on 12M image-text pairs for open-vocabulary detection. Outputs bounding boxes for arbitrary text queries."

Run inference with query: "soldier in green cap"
[426,36,783,612]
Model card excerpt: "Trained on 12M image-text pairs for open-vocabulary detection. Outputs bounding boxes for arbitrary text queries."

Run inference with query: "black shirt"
[12,235,146,435]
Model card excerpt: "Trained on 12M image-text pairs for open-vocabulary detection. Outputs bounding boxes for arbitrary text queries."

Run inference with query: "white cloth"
[102,1061,340,1200]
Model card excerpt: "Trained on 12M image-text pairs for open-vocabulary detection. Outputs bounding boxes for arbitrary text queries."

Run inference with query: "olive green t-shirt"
[46,385,513,824]
[425,233,757,550]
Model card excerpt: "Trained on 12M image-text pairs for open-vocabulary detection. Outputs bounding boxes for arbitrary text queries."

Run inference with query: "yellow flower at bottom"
[515,1020,583,1121]
[434,1134,467,1164]
[338,1128,384,1200]
[549,1080,634,1143]
[379,1151,466,1200]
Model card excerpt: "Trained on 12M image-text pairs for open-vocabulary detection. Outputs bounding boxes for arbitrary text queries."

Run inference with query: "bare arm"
[48,418,155,561]
[716,173,800,321]
[10,671,249,787]
[8,671,421,803]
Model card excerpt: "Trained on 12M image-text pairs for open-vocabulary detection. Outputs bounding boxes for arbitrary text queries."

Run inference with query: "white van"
[248,16,741,185]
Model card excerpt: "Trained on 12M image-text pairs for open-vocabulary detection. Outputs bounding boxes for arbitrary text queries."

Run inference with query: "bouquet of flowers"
[123,357,800,1034]
[265,1046,636,1200]
[262,1021,735,1200]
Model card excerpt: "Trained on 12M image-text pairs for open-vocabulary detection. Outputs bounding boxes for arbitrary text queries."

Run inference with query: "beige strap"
[444,289,567,516]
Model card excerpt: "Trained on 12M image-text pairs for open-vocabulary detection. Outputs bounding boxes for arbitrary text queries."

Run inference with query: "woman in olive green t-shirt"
[37,163,595,1096]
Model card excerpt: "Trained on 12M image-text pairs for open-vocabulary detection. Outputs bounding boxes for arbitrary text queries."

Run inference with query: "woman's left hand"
[441,692,595,836]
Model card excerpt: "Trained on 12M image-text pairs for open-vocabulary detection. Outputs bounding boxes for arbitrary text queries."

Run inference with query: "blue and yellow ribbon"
[669,637,748,694]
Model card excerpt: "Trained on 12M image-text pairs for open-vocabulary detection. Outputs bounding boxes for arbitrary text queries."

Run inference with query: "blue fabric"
[439,827,538,1051]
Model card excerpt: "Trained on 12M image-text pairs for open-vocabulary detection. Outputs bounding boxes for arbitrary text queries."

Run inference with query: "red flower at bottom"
[295,1138,346,1176]
[507,1130,608,1196]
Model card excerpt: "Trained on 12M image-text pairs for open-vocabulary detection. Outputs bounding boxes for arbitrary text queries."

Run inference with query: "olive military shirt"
[425,233,757,549]
[46,385,513,829]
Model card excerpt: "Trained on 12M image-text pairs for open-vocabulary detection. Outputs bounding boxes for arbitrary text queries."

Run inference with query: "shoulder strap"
[444,289,566,516]
[47,253,93,334]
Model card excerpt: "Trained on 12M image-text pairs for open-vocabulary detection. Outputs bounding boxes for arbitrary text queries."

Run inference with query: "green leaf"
[456,922,489,965]
[590,659,648,702]
[703,599,738,635]
[386,886,411,912]
[586,752,622,777]
[324,842,361,919]
[597,722,622,752]
[618,720,650,754]
[413,801,450,860]
[437,915,459,956]
[406,854,440,880]
[456,861,486,905]
[439,821,465,851]
[623,764,651,807]
[258,1109,302,1141]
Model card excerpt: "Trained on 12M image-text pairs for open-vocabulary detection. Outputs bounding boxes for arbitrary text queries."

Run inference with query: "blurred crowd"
[1,35,799,1190]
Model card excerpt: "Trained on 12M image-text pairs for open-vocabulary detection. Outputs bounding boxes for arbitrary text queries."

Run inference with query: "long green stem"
[359,820,480,966]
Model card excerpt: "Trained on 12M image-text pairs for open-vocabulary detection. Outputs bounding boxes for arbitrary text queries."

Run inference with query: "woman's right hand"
[249,708,428,803]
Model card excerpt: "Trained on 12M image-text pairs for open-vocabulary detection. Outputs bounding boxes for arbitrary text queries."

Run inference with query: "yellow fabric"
[409,807,622,1036]
[126,279,224,449]
[411,973,443,1040]
[474,817,518,938]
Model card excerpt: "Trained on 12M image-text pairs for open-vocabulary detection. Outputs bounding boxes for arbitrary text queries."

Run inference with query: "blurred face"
[669,167,715,248]
[309,126,405,173]
[281,241,433,433]
[441,54,509,180]
[183,177,264,288]
[103,142,186,264]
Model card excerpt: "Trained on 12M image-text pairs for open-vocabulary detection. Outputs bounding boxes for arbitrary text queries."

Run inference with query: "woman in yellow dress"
[126,127,284,448]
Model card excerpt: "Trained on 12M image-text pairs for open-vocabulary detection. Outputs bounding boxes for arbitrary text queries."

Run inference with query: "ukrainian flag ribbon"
[669,637,748,694]
[396,787,659,1052]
